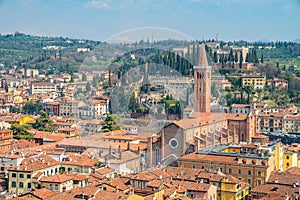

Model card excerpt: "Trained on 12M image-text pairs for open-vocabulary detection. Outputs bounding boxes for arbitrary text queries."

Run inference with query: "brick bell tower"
[194,44,211,113]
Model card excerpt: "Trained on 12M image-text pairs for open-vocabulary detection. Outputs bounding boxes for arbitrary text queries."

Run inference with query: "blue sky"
[0,0,299,41]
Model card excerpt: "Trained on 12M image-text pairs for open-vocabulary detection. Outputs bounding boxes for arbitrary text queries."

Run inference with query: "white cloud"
[85,0,111,10]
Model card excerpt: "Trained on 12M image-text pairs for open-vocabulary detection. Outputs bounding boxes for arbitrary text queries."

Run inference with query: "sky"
[0,0,299,42]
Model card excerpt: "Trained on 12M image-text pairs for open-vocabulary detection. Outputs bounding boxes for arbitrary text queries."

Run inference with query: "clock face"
[169,138,178,149]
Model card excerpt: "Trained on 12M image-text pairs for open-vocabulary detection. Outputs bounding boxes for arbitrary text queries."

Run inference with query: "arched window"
[257,179,262,185]
[19,182,24,188]
[54,184,58,191]
[258,171,262,176]
[49,184,53,190]
[241,133,245,141]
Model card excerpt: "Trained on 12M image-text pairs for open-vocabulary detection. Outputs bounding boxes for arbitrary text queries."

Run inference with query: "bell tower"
[194,44,211,113]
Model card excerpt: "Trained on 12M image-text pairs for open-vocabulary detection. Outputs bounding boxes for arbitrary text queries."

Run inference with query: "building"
[178,143,278,188]
[121,125,138,135]
[8,154,60,195]
[258,113,285,133]
[267,78,288,90]
[78,119,104,134]
[231,104,251,114]
[74,100,108,119]
[30,82,57,94]
[0,129,13,152]
[40,174,74,192]
[159,44,256,167]
[160,166,249,200]
[21,69,39,78]
[193,44,211,113]
[241,74,266,89]
[251,170,300,199]
[284,116,300,133]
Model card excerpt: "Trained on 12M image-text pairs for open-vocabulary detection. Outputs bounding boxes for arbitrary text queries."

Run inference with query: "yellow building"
[8,155,60,195]
[282,151,298,171]
[219,176,250,200]
[241,74,266,89]
[274,142,283,171]
[40,174,74,192]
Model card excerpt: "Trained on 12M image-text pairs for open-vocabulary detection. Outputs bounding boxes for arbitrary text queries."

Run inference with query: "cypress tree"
[239,51,243,69]
[234,52,238,63]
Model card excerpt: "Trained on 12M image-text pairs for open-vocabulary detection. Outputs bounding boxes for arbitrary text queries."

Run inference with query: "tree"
[213,52,218,63]
[245,53,250,62]
[234,52,238,63]
[22,102,43,115]
[10,124,33,140]
[228,48,234,62]
[32,111,55,132]
[102,114,120,132]
[239,51,243,69]
[260,53,264,63]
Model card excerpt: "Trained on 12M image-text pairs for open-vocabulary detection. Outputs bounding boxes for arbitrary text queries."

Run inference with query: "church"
[156,44,256,166]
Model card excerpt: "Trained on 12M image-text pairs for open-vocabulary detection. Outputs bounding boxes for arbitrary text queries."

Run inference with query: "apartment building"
[30,82,57,94]
[241,74,266,89]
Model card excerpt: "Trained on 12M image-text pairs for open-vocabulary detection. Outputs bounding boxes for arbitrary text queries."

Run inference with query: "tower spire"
[194,43,211,113]
[197,43,209,66]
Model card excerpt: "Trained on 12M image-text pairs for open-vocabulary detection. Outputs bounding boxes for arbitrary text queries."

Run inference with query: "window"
[248,170,252,175]
[19,182,24,188]
[12,173,16,178]
[132,181,135,187]
[257,179,262,185]
[286,156,289,159]
[55,184,58,191]
[19,174,24,178]
[228,168,232,174]
[258,171,262,176]
[28,183,31,189]
[27,174,31,179]
[238,169,242,174]
[49,184,53,190]
[247,179,251,184]
[192,165,195,169]
[12,181,16,188]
